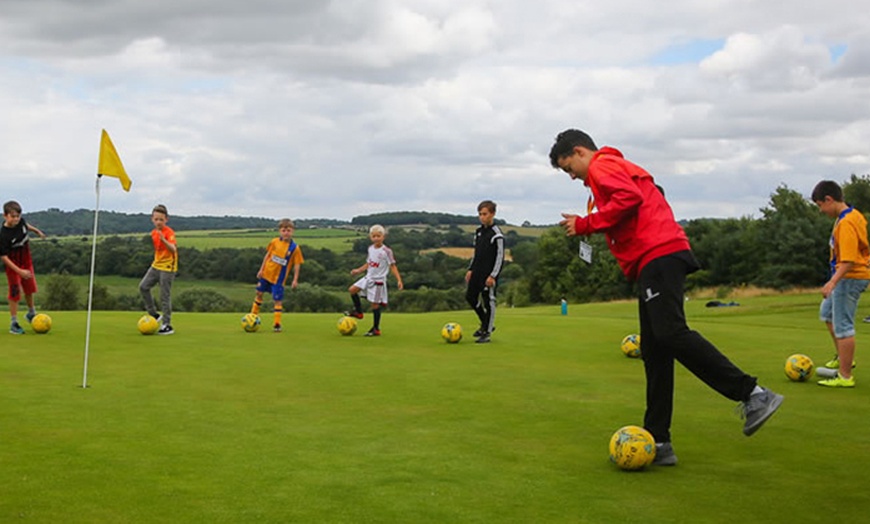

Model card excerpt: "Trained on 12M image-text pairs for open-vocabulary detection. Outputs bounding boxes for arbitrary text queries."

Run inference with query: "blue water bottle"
[561,297,568,316]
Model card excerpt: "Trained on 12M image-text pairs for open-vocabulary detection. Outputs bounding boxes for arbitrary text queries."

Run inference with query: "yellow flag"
[98,129,132,191]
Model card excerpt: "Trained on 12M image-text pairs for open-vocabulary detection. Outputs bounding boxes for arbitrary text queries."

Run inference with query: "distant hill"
[23,208,511,236]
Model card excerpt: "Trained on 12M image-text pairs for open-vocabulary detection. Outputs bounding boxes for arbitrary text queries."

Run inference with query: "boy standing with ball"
[345,224,403,336]
[139,204,177,335]
[1,201,46,335]
[250,218,304,333]
[466,200,505,344]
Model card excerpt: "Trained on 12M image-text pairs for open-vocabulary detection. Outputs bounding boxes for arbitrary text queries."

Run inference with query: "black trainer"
[158,324,174,335]
[475,333,491,344]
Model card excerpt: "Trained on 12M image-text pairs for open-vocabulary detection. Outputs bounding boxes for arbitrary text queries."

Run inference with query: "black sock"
[352,294,362,313]
[373,308,382,329]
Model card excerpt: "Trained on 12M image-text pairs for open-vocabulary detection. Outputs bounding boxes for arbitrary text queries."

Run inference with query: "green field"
[54,228,366,253]
[3,294,869,523]
[70,274,259,305]
[176,228,365,252]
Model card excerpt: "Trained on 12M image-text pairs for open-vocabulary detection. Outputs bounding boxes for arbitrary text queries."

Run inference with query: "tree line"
[15,176,870,313]
[25,208,500,236]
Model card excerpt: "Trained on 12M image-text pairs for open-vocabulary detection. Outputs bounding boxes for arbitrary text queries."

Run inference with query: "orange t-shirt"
[831,208,870,279]
[151,226,178,272]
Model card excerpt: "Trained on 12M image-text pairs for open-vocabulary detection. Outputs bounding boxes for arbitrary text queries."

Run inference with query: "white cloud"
[0,1,869,226]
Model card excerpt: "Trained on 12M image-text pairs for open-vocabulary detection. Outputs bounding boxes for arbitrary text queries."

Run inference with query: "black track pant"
[466,279,496,334]
[638,253,757,443]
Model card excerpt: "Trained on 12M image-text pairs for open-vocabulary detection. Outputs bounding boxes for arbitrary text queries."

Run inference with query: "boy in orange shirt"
[139,204,178,335]
[812,180,870,387]
[250,219,304,332]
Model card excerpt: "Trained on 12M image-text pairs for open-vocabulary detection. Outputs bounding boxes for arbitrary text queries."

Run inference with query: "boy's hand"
[485,276,495,288]
[560,213,578,236]
[397,280,404,291]
[291,279,298,289]
[465,270,472,283]
[20,269,33,280]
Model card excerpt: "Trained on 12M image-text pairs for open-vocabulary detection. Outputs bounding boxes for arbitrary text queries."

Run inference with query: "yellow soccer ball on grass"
[337,316,358,336]
[32,313,52,334]
[785,353,814,382]
[242,313,261,333]
[441,322,462,343]
[620,334,641,358]
[137,315,159,335]
[609,425,656,471]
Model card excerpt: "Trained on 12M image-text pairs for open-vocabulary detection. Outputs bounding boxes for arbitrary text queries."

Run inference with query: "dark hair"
[549,129,598,168]
[811,180,843,203]
[477,200,496,213]
[152,204,169,216]
[3,200,22,215]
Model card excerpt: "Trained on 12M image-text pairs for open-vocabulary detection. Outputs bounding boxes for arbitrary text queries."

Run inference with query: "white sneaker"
[815,367,838,379]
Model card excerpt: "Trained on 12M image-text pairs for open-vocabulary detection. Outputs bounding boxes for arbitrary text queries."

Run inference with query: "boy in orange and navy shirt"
[139,204,178,335]
[812,180,870,387]
[251,219,304,332]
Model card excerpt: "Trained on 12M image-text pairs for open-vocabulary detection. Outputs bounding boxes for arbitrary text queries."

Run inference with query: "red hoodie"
[573,147,691,280]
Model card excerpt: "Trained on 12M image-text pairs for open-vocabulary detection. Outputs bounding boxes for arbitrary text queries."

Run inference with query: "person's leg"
[465,281,486,329]
[139,267,160,318]
[252,290,264,315]
[372,304,382,331]
[639,255,757,402]
[348,285,363,317]
[639,293,675,445]
[828,279,868,380]
[273,300,283,330]
[482,282,497,334]
[157,270,175,326]
[837,337,856,379]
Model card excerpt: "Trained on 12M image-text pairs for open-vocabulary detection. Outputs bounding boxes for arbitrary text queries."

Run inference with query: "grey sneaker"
[25,310,37,323]
[10,322,25,335]
[653,442,678,466]
[740,388,784,436]
[475,333,491,344]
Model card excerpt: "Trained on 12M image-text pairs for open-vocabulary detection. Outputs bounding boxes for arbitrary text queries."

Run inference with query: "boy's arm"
[0,254,31,279]
[483,235,505,287]
[256,251,270,280]
[822,262,853,298]
[290,263,301,288]
[350,262,368,276]
[26,223,46,239]
[158,230,178,254]
[391,264,404,290]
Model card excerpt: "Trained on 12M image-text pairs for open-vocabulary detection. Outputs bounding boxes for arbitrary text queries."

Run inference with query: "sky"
[1,0,868,226]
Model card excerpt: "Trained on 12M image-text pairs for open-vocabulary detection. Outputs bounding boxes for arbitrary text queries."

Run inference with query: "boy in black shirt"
[466,200,505,343]
[1,201,46,334]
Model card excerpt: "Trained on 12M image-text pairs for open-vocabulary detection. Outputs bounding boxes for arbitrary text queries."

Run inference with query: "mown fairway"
[2,294,869,523]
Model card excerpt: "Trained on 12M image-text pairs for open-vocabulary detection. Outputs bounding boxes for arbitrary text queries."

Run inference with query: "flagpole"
[82,175,102,389]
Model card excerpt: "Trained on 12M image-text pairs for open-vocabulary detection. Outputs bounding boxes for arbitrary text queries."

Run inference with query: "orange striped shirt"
[151,226,178,272]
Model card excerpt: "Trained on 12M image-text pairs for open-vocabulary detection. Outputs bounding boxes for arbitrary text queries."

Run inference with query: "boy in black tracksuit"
[466,200,505,344]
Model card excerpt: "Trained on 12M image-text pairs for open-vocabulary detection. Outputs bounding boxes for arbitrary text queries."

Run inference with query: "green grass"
[71,274,257,305]
[2,294,869,523]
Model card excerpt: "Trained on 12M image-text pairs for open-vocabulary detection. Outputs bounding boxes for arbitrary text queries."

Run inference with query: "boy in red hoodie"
[549,129,783,466]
